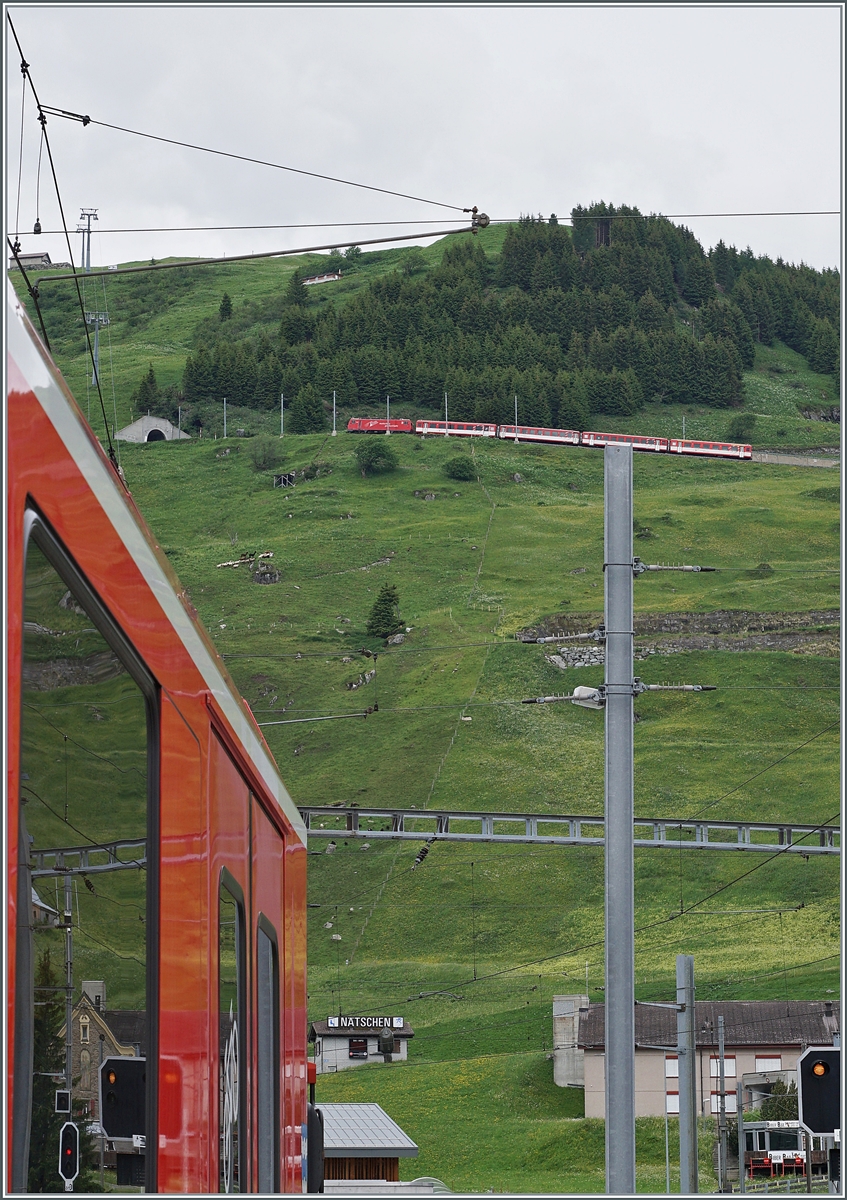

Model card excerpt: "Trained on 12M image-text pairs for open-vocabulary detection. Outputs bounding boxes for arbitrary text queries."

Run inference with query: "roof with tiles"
[578,1001,840,1050]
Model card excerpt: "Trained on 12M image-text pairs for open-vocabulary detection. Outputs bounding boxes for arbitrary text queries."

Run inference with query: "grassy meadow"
[12,228,840,1191]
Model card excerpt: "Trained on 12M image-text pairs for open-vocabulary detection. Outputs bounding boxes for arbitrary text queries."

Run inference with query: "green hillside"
[12,207,840,453]
[13,208,840,1192]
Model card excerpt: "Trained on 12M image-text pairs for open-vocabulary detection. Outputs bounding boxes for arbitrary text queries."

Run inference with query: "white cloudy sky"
[5,4,843,271]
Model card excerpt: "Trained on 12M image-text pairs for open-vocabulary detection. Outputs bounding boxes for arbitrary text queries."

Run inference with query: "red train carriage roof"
[7,283,306,845]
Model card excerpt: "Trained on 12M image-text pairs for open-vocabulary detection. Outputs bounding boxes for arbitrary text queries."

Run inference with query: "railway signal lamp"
[798,1046,840,1135]
[100,1056,146,1139]
[58,1121,79,1188]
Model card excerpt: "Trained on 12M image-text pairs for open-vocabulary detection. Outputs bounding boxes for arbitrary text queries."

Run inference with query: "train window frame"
[15,506,160,1193]
[218,869,247,1195]
[256,915,280,1194]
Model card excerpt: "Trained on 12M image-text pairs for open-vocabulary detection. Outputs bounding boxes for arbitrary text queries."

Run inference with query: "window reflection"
[21,537,148,1192]
[219,881,243,1193]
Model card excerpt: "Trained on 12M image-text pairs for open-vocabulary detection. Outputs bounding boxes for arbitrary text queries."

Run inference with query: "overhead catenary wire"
[6,15,119,470]
[38,105,470,212]
[36,224,478,283]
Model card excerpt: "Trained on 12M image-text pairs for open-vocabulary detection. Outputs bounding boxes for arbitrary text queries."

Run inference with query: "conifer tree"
[219,292,233,321]
[366,583,402,638]
[287,384,326,433]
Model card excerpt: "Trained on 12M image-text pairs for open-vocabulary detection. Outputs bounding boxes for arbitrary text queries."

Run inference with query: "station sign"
[326,1016,403,1030]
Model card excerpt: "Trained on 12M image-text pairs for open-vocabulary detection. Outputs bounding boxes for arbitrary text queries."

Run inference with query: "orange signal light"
[107,1069,117,1085]
[812,1061,829,1077]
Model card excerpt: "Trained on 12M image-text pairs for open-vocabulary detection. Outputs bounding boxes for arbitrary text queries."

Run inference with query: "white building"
[552,994,589,1087]
[310,1016,414,1074]
[115,415,191,443]
[576,1000,840,1118]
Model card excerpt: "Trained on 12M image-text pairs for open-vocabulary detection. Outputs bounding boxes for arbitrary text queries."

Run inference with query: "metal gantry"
[297,807,839,854]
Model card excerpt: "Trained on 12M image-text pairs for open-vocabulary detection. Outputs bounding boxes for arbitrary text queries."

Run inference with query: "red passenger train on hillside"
[347,416,753,460]
[6,282,309,1192]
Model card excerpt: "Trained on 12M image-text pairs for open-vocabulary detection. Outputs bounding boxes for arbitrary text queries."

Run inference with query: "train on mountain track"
[7,281,310,1193]
[347,417,753,460]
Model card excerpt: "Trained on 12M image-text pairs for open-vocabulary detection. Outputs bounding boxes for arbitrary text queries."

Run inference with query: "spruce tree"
[287,384,327,433]
[366,583,402,638]
[284,270,308,307]
[219,292,233,321]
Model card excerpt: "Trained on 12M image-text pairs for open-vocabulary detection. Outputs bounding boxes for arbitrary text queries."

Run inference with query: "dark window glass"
[219,880,244,1193]
[256,923,279,1193]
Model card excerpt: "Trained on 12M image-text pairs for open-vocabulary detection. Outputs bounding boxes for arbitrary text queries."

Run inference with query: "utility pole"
[77,208,98,272]
[677,954,698,1193]
[280,393,284,438]
[445,392,448,432]
[514,395,519,441]
[604,444,635,1194]
[332,390,337,436]
[223,397,227,439]
[718,1015,728,1191]
[64,875,73,1096]
[386,394,390,432]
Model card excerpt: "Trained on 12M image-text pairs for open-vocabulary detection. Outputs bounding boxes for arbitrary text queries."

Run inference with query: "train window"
[256,919,280,1193]
[219,875,246,1193]
[17,514,157,1193]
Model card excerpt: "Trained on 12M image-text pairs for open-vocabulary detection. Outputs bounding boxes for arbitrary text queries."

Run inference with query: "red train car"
[669,438,753,459]
[346,417,412,434]
[580,430,669,452]
[6,283,308,1192]
[415,419,497,438]
[498,425,581,446]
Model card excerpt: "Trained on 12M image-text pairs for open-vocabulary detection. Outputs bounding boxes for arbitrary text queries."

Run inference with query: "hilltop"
[11,206,840,452]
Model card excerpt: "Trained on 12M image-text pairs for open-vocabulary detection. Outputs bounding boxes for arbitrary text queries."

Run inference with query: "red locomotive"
[6,282,308,1192]
[346,417,412,434]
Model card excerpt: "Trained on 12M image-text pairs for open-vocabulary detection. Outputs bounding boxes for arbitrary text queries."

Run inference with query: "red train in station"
[7,282,310,1192]
[348,416,753,460]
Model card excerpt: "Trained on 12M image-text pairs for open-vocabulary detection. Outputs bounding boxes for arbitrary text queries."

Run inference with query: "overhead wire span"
[36,224,477,283]
[6,14,120,472]
[30,219,475,235]
[7,238,52,349]
[38,105,469,212]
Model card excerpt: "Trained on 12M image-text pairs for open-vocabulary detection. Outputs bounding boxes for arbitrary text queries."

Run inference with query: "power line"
[31,219,471,235]
[39,106,469,213]
[6,15,119,470]
[36,224,476,283]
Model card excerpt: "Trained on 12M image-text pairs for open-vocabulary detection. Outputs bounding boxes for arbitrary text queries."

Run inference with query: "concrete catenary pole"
[677,954,699,1193]
[718,1014,728,1191]
[64,875,73,1092]
[604,444,636,1194]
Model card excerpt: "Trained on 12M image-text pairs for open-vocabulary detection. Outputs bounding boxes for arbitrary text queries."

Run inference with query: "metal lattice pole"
[604,444,636,1194]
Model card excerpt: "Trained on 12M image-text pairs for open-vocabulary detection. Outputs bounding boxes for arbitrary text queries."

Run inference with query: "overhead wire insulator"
[411,837,435,870]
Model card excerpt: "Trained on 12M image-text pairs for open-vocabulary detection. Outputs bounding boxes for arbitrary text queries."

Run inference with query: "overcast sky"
[5,4,843,272]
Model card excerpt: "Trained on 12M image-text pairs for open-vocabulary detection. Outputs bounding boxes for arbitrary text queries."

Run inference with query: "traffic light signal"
[99,1056,146,1139]
[798,1046,840,1135]
[58,1122,79,1183]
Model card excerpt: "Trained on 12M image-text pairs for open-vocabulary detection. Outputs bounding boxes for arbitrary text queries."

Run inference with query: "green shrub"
[444,456,476,481]
[354,439,398,477]
[248,435,282,472]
